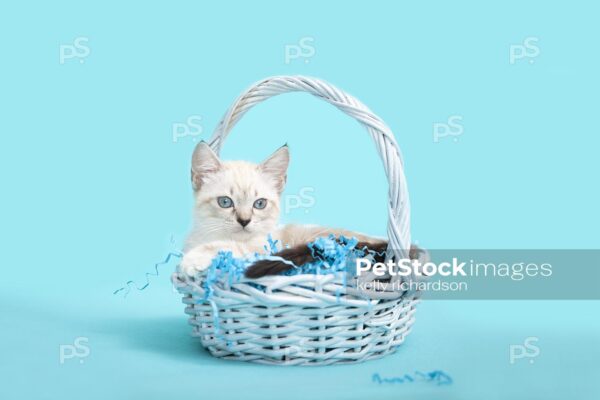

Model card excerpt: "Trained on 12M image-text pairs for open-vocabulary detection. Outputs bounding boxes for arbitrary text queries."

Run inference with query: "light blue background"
[1,1,599,399]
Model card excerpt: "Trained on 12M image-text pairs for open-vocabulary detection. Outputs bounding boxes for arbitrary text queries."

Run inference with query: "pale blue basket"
[173,76,421,365]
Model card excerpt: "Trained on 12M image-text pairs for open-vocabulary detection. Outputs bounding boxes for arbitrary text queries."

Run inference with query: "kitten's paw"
[180,251,214,276]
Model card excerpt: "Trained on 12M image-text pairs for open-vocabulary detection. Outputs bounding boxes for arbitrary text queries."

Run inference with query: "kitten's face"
[190,143,289,242]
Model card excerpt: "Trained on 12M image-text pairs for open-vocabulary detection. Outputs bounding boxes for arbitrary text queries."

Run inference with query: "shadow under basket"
[173,76,421,366]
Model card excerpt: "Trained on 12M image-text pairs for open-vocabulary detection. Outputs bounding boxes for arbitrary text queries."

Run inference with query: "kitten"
[180,141,386,277]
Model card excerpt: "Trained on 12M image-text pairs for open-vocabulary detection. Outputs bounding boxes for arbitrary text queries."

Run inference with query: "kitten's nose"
[236,217,251,227]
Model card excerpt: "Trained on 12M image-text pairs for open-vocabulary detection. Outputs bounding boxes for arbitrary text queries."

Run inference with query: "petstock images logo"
[353,249,600,300]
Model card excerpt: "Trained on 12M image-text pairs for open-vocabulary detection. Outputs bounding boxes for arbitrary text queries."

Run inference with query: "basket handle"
[207,76,411,265]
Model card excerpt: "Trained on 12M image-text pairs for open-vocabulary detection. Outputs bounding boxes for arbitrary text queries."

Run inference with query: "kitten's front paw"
[180,251,214,276]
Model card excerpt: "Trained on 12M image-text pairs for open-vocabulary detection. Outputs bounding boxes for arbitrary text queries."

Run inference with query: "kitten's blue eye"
[217,196,234,208]
[253,198,267,209]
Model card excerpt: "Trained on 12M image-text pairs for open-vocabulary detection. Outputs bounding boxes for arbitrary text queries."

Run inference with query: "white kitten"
[181,142,381,276]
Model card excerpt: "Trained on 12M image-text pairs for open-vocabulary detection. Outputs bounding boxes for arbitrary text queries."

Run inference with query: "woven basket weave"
[173,76,420,365]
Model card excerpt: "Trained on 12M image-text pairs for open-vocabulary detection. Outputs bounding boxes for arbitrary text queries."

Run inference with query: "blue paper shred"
[197,235,382,341]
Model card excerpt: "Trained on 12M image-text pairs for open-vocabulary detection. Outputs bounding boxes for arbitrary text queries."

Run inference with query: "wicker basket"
[172,76,421,365]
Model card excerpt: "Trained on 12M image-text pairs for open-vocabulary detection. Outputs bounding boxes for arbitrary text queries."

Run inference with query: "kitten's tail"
[244,241,390,279]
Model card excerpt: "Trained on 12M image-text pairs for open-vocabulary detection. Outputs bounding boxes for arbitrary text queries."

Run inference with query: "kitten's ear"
[259,144,289,193]
[191,141,221,190]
